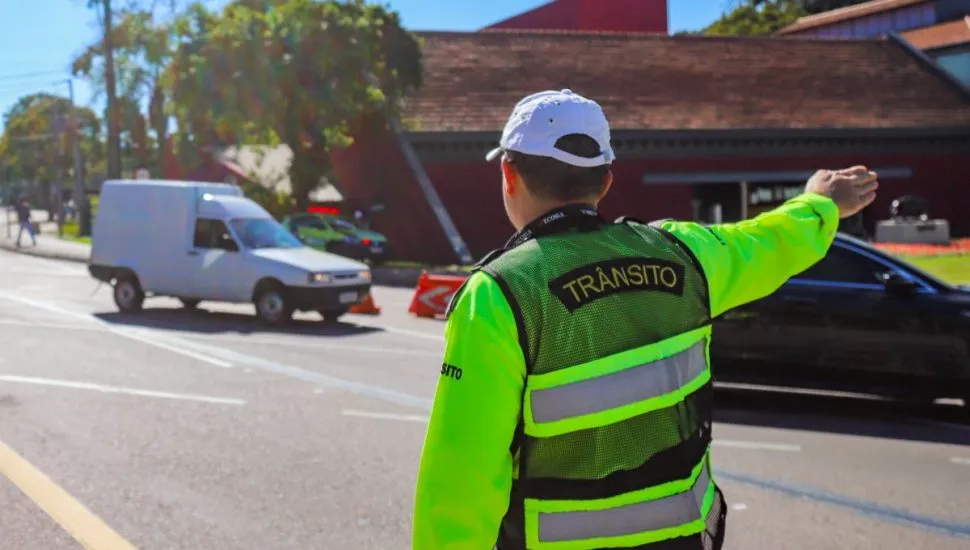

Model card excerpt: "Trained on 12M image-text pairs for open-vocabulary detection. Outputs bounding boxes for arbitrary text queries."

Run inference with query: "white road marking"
[0,319,102,331]
[342,409,430,423]
[0,291,432,410]
[712,440,802,452]
[354,322,445,342]
[118,329,234,368]
[0,374,245,405]
[950,457,970,465]
[184,333,442,357]
[0,268,87,278]
[0,291,233,368]
[731,503,748,511]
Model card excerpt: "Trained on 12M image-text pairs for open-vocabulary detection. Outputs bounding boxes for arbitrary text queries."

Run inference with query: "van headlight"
[309,272,333,284]
[358,270,372,282]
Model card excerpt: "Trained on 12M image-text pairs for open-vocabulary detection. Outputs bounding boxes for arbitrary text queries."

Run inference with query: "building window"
[934,49,970,87]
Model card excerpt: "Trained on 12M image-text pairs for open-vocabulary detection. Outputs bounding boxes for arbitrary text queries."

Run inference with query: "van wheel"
[254,284,293,325]
[318,308,348,325]
[113,274,144,313]
[179,298,202,309]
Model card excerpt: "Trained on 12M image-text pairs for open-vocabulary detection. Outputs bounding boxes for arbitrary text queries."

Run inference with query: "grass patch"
[897,253,970,285]
[60,221,91,244]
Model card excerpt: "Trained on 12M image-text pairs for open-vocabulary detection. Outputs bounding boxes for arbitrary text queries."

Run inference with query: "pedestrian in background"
[16,196,36,248]
[412,89,878,549]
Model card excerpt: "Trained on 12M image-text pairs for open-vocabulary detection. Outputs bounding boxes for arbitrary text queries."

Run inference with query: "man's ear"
[596,169,614,203]
[501,157,518,196]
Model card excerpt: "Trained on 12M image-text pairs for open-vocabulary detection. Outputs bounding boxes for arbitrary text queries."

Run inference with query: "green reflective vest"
[476,205,725,550]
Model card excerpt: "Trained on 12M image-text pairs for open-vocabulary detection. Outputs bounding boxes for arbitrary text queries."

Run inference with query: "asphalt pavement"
[1,247,969,549]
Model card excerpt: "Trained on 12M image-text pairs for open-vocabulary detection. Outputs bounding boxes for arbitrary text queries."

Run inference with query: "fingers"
[835,169,878,186]
[859,191,877,208]
[857,179,879,194]
[837,165,869,176]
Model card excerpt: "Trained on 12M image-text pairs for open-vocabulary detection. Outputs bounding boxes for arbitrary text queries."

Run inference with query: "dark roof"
[901,16,970,50]
[401,30,970,133]
[776,0,931,36]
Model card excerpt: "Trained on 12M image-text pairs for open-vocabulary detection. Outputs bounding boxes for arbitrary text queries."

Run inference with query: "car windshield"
[329,217,360,234]
[230,218,303,250]
[302,217,328,229]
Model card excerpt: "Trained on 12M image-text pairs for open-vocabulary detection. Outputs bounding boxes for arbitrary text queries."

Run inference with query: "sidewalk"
[0,232,91,263]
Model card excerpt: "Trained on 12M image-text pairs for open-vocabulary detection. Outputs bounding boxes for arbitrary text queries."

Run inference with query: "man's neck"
[516,199,597,231]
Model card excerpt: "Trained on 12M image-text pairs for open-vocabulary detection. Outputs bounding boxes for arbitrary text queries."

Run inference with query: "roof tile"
[401,31,970,133]
[901,16,970,50]
[776,0,930,35]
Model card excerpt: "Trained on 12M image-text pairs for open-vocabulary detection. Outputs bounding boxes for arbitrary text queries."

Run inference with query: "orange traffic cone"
[408,271,468,319]
[350,292,382,315]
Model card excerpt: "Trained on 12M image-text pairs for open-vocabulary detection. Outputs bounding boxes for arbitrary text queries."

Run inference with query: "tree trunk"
[289,147,327,211]
[103,0,121,178]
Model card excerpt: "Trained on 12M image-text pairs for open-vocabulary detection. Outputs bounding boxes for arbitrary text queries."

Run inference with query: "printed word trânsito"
[550,257,686,312]
[440,363,463,381]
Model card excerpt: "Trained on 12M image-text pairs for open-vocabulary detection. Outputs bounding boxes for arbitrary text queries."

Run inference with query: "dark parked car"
[711,233,970,409]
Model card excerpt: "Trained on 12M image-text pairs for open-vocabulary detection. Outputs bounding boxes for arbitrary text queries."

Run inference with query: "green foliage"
[0,93,105,187]
[165,0,423,206]
[238,177,296,219]
[800,0,871,15]
[704,0,807,37]
[72,5,179,176]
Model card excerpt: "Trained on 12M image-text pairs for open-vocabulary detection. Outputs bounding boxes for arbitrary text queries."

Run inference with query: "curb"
[0,241,89,265]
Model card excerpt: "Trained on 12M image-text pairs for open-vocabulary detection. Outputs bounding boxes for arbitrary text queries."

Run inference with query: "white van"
[89,179,372,325]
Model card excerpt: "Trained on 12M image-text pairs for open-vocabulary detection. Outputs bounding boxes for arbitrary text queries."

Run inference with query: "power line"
[0,70,68,83]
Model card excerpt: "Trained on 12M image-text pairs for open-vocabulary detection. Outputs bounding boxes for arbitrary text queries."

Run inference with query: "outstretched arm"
[659,167,878,317]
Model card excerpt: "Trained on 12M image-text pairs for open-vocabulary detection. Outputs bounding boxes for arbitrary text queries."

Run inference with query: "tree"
[801,0,871,15]
[0,93,104,206]
[74,5,182,177]
[165,0,423,207]
[704,0,807,36]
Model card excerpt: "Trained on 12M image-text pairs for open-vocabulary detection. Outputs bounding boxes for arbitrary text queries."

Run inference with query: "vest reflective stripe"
[540,467,711,543]
[530,340,707,424]
[524,457,716,549]
[523,326,712,439]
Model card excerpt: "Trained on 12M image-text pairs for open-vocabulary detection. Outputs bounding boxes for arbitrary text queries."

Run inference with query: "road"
[0,249,969,550]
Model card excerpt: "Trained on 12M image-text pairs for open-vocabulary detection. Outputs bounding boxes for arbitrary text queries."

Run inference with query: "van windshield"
[230,218,303,250]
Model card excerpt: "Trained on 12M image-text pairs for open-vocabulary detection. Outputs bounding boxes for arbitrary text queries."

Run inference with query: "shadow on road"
[93,307,383,338]
[714,385,970,446]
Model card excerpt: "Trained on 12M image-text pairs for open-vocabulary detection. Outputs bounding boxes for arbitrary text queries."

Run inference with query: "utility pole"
[66,79,89,236]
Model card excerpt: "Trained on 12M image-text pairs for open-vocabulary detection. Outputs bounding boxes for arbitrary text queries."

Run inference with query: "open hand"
[805,166,879,219]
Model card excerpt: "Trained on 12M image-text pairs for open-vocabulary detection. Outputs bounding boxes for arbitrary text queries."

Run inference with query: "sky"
[0,0,730,123]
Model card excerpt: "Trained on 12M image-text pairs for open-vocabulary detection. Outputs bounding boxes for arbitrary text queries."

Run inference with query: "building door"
[691,183,742,223]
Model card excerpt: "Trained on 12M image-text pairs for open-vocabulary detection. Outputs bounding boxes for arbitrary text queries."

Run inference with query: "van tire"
[179,298,202,309]
[113,273,144,313]
[253,282,293,325]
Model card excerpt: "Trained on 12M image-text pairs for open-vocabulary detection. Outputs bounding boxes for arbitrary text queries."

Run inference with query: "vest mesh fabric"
[484,221,726,550]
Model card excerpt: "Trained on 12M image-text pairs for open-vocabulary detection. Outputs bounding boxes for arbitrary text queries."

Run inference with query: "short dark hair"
[504,134,610,202]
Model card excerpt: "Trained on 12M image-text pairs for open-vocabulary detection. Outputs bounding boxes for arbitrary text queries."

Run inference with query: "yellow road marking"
[0,438,136,549]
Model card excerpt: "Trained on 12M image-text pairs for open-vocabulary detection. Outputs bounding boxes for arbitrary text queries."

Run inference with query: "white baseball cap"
[485,89,615,168]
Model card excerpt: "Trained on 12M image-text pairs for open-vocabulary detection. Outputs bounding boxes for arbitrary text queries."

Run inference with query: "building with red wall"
[330,27,970,264]
[485,0,668,34]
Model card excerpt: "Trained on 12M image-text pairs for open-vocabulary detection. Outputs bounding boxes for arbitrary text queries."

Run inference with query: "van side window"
[193,219,234,250]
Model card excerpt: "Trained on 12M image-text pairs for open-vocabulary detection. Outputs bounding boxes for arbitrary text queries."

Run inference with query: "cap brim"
[485,147,503,162]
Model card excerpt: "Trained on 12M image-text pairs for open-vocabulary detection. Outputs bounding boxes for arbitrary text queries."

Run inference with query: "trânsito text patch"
[549,257,686,312]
